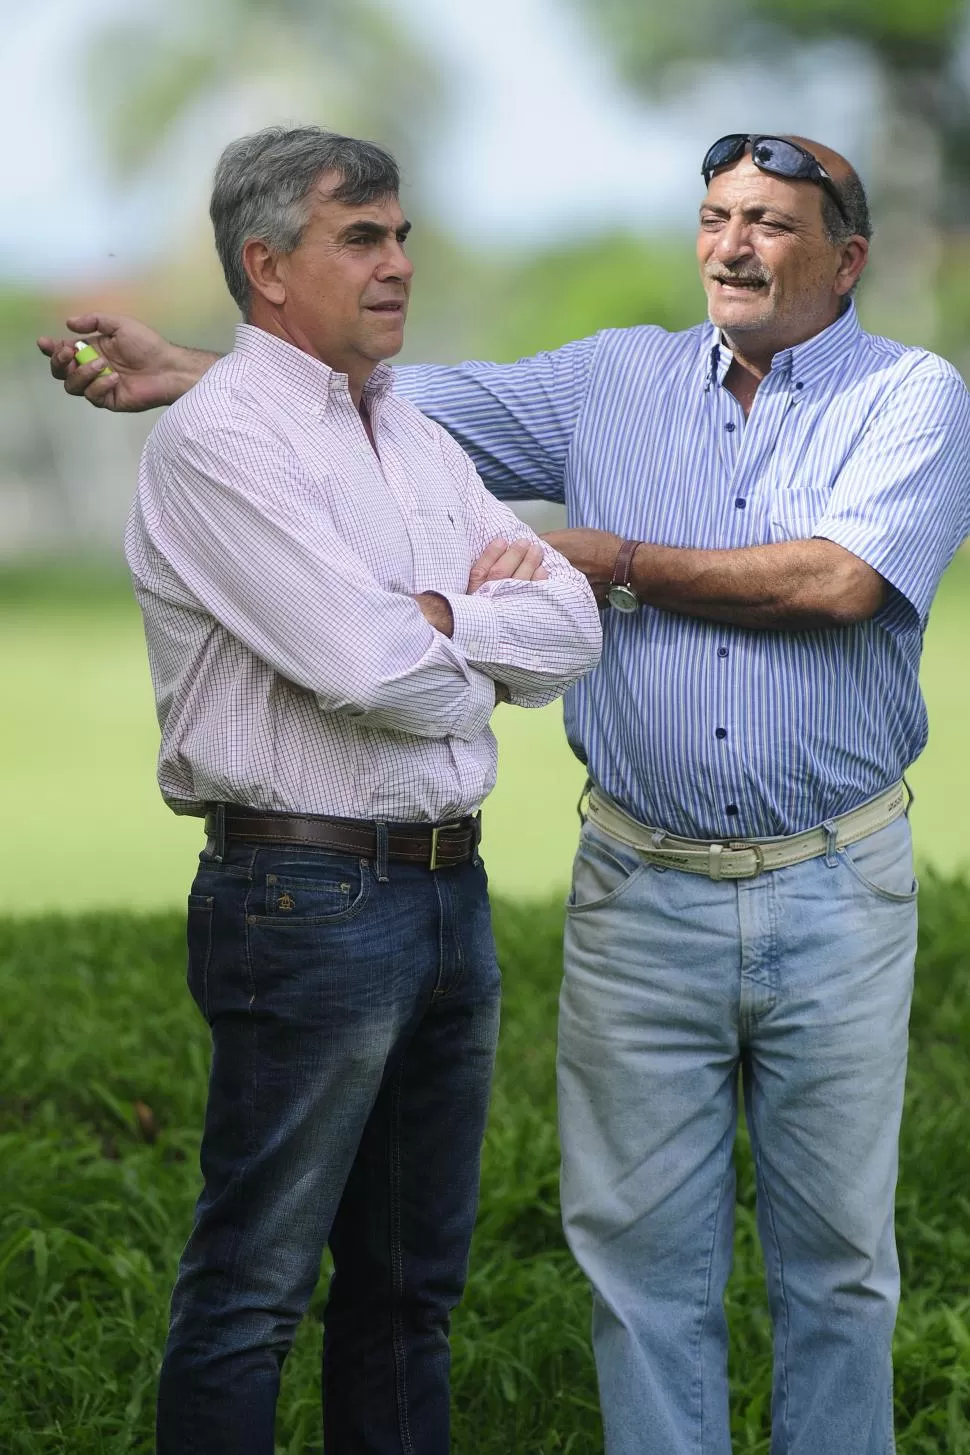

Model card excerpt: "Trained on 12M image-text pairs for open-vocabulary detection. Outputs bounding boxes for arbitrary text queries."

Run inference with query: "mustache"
[706,265,772,285]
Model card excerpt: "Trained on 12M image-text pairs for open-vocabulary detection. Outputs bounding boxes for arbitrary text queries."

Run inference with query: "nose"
[377,239,414,284]
[713,216,755,266]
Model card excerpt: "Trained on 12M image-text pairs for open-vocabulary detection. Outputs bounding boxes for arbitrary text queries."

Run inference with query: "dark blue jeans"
[155,834,501,1455]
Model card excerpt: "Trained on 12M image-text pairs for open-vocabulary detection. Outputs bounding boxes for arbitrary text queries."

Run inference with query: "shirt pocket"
[768,481,833,543]
[410,504,470,594]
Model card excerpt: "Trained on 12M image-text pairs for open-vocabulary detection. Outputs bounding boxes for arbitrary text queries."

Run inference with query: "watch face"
[607,583,639,613]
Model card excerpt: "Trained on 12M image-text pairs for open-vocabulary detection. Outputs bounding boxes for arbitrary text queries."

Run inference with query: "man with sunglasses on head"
[40,133,969,1453]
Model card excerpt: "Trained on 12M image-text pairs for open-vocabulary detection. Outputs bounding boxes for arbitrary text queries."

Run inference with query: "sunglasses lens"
[751,138,815,180]
[702,135,746,180]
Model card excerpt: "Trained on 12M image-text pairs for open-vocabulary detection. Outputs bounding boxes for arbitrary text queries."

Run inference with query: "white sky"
[1,0,877,284]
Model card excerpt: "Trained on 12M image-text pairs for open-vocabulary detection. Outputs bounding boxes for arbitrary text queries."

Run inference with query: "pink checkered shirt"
[125,325,601,822]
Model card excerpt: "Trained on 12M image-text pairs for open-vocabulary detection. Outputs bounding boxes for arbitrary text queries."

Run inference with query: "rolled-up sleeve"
[813,361,970,626]
[146,424,496,742]
[434,431,602,707]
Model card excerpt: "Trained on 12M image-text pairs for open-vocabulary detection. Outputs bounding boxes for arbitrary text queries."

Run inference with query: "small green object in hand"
[74,341,113,377]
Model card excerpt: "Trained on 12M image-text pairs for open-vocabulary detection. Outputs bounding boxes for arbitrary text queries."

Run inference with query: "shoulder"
[148,353,295,463]
[585,321,712,388]
[857,329,968,403]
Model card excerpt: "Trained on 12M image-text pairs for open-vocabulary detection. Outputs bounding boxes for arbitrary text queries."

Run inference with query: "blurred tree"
[572,0,970,350]
[85,0,440,179]
[481,235,701,361]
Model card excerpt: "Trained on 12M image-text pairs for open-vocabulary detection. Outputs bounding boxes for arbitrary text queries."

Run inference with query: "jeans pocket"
[567,823,645,914]
[186,892,214,1020]
[840,819,918,904]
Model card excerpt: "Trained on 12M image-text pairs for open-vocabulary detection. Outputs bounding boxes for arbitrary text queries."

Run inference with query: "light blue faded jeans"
[558,811,918,1455]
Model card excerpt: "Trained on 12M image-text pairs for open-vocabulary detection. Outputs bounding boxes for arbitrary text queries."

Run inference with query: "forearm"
[441,579,602,704]
[629,539,886,628]
[543,528,886,630]
[346,637,497,741]
[167,347,222,402]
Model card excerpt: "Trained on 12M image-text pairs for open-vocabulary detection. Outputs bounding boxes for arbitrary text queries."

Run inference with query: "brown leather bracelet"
[610,539,644,592]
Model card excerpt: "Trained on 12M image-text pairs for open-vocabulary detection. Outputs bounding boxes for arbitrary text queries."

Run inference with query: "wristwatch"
[607,539,643,613]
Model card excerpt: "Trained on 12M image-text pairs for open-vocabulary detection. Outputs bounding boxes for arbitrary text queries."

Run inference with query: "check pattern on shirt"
[398,303,970,838]
[126,325,601,822]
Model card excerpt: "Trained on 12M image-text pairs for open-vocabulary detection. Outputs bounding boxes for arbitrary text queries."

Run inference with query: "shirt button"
[717,646,729,659]
[735,498,746,510]
[724,422,736,432]
[715,727,727,740]
[795,381,804,390]
[725,804,740,816]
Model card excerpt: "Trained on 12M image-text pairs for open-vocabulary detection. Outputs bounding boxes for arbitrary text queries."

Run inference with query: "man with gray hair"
[106,125,600,1454]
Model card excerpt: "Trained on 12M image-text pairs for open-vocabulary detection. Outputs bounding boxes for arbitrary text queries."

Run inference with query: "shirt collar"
[703,299,862,393]
[233,324,394,414]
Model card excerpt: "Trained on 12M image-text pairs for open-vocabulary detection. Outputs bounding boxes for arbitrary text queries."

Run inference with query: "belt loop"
[577,776,592,825]
[822,818,839,867]
[708,843,724,881]
[210,802,226,863]
[472,811,483,866]
[375,821,390,883]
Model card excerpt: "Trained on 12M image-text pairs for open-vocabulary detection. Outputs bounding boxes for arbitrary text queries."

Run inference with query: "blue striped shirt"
[397,303,970,838]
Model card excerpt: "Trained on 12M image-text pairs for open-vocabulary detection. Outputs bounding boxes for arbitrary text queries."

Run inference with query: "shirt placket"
[708,368,795,837]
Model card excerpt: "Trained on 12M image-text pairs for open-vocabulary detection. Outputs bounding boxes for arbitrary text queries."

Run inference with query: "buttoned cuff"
[441,591,504,667]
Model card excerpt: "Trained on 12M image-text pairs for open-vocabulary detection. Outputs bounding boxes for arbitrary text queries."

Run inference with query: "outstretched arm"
[37,314,217,412]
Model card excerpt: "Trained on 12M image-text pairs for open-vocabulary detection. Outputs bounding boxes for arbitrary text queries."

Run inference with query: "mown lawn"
[2,553,970,916]
[1,884,969,1453]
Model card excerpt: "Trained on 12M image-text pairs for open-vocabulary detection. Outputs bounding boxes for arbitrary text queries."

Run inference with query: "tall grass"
[1,885,969,1451]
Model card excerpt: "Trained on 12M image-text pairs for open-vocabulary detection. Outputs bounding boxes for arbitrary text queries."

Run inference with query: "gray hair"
[821,168,872,246]
[210,125,401,314]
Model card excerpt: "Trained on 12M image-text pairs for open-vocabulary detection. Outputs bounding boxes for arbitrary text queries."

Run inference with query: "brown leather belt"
[204,805,481,870]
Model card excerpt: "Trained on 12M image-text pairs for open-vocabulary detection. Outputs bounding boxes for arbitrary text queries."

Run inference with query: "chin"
[708,300,775,332]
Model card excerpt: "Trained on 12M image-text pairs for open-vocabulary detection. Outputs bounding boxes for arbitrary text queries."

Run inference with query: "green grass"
[1,884,969,1452]
[1,553,969,916]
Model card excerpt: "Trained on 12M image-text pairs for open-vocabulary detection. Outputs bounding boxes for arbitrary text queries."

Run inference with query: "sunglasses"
[701,134,850,228]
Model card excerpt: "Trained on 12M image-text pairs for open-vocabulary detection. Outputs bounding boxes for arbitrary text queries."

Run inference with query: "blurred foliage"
[579,0,967,77]
[573,0,970,218]
[85,0,440,180]
[481,235,702,360]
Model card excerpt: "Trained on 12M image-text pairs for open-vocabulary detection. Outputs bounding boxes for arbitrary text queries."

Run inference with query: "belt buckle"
[729,841,765,878]
[429,825,441,871]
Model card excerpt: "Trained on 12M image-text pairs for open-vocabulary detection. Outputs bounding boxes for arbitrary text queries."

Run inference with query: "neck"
[246,306,374,407]
[720,299,848,414]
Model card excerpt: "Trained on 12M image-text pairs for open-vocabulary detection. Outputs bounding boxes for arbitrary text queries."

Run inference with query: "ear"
[242,238,287,307]
[834,235,869,297]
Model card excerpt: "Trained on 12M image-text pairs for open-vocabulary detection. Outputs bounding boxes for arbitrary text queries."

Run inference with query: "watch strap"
[610,538,643,590]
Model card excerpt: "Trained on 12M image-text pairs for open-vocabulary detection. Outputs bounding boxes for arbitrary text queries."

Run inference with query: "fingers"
[467,536,510,592]
[64,313,122,338]
[468,536,551,591]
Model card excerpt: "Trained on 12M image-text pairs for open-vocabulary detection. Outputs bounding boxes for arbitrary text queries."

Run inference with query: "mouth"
[709,276,769,296]
[365,301,406,316]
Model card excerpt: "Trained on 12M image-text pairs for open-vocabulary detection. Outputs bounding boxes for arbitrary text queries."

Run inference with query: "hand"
[540,528,623,605]
[466,536,549,593]
[36,314,211,412]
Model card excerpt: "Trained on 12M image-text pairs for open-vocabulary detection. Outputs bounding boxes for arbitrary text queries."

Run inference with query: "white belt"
[585,782,908,881]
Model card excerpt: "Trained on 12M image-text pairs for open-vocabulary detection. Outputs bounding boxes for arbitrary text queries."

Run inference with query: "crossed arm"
[36,315,891,632]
